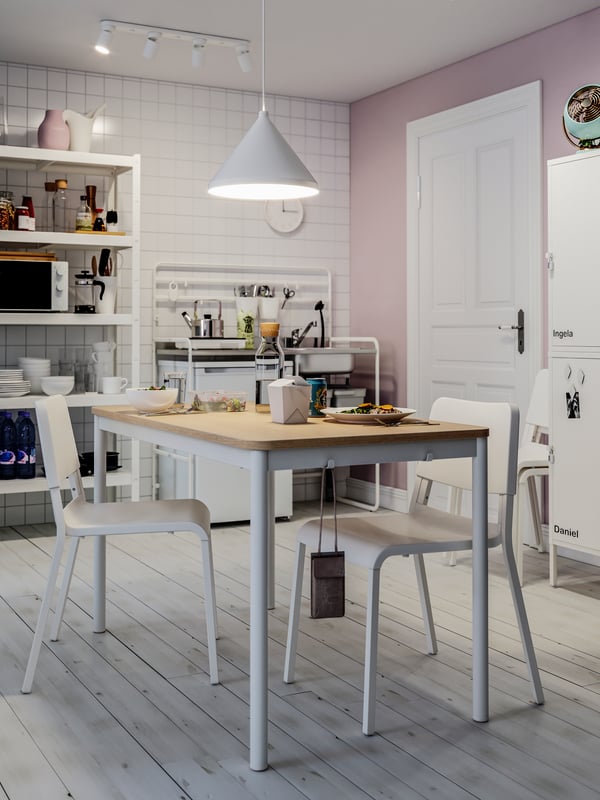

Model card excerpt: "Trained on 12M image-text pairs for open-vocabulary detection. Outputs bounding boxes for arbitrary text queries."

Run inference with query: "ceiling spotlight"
[236,43,252,73]
[143,31,161,59]
[95,22,115,55]
[192,37,206,68]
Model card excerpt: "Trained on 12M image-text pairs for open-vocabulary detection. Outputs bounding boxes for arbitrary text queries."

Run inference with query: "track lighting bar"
[95,19,251,71]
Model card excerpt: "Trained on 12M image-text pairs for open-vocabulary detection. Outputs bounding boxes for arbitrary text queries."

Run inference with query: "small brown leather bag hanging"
[311,467,345,618]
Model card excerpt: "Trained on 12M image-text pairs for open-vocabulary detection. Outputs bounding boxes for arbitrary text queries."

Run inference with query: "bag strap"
[317,466,338,553]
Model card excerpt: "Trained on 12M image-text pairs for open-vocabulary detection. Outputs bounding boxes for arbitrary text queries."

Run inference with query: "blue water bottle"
[16,410,36,479]
[0,410,17,479]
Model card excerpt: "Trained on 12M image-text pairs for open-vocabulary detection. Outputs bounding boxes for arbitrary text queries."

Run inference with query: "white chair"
[284,397,544,735]
[22,394,219,694]
[514,368,549,585]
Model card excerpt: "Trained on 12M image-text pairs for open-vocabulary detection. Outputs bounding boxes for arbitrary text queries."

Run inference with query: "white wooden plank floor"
[1,501,600,799]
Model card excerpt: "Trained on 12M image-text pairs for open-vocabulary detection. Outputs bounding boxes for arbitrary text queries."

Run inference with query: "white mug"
[100,376,128,394]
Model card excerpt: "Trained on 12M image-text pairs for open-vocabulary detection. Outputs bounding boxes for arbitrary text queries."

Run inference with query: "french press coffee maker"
[73,269,104,313]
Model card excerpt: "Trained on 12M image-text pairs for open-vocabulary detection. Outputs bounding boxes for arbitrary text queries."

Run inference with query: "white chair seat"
[65,496,211,537]
[517,441,548,471]
[298,508,502,569]
[22,394,219,694]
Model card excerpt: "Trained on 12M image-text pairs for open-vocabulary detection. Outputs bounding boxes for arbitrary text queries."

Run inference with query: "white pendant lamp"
[208,0,318,201]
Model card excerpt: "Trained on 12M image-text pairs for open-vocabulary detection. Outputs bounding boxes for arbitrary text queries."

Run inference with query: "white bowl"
[41,376,75,396]
[125,387,178,412]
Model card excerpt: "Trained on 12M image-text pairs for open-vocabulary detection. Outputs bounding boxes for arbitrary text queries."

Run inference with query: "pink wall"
[350,8,600,491]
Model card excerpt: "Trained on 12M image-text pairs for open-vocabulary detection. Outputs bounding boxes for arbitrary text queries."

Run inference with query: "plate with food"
[323,403,416,424]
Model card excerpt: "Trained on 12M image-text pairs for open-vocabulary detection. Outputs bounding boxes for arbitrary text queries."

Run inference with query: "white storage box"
[268,377,311,424]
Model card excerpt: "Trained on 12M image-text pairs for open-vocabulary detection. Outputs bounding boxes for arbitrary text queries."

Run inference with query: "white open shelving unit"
[0,145,141,500]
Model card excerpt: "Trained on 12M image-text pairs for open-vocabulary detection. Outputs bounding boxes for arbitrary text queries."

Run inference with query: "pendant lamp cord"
[261,0,266,112]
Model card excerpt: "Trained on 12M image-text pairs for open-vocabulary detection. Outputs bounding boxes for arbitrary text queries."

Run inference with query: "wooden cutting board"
[0,251,57,260]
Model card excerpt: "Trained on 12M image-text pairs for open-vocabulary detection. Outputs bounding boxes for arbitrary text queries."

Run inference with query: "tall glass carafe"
[255,322,284,412]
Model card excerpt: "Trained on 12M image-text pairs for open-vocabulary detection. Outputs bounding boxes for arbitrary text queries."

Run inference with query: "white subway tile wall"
[0,62,350,523]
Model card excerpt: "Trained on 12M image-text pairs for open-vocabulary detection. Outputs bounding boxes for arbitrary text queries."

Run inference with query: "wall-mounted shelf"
[0,470,132,496]
[0,231,133,249]
[0,313,133,326]
[0,145,134,177]
[0,392,130,410]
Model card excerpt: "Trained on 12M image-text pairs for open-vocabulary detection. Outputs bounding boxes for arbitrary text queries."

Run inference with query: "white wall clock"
[264,199,304,233]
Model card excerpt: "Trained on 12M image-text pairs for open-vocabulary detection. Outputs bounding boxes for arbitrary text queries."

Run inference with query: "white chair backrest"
[35,395,81,491]
[522,368,549,443]
[416,397,519,496]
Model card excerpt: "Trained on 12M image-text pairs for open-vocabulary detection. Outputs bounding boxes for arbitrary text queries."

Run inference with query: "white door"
[407,81,542,421]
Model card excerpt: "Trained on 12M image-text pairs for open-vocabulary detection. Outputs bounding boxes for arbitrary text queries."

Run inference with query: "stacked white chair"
[513,368,549,585]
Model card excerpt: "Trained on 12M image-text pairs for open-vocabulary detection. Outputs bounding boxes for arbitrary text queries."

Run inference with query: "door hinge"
[546,252,554,273]
[416,175,421,209]
[548,445,555,464]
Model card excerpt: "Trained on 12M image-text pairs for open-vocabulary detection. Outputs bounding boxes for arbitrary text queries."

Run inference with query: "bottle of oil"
[254,322,284,412]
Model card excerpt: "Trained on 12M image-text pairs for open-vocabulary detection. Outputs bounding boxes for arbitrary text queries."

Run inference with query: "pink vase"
[37,109,70,150]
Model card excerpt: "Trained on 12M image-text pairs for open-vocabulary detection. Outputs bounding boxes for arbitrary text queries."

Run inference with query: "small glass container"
[15,205,30,231]
[22,195,35,231]
[75,195,92,231]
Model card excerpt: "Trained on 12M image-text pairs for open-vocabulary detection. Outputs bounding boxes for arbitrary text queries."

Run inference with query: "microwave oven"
[0,259,68,312]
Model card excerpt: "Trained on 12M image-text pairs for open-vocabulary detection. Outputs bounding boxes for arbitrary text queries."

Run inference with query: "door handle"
[497,309,525,354]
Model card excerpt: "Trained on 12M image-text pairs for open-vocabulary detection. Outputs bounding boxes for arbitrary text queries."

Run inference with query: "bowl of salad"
[126,386,178,412]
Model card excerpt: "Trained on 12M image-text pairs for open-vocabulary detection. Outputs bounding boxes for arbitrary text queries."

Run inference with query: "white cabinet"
[0,146,141,501]
[548,150,600,582]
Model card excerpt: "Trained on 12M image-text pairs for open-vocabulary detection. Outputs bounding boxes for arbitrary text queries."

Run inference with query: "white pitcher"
[63,103,105,152]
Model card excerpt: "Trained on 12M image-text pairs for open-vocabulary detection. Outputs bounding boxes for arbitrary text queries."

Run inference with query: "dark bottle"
[16,410,36,479]
[255,322,284,412]
[0,410,17,479]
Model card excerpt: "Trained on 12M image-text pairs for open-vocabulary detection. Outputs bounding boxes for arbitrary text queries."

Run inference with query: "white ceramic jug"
[63,103,105,152]
[94,276,117,314]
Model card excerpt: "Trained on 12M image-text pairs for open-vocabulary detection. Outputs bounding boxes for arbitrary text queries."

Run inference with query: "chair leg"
[49,537,80,642]
[199,538,219,685]
[362,567,381,735]
[413,554,438,655]
[550,542,558,587]
[514,477,525,586]
[444,488,460,567]
[283,541,306,684]
[22,536,67,694]
[526,476,545,553]
[501,533,544,705]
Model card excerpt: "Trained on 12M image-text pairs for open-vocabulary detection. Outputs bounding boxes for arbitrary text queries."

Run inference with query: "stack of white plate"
[0,368,31,397]
[18,357,51,394]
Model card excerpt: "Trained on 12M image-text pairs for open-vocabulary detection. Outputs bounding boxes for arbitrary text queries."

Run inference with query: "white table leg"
[267,471,275,610]
[249,450,269,771]
[93,418,107,633]
[472,435,489,722]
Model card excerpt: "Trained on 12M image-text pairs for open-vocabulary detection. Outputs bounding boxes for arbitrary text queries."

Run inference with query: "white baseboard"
[343,476,408,512]
[293,472,408,513]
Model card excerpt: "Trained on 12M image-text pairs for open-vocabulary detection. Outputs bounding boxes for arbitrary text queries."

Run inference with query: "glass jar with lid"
[15,205,30,231]
[0,190,15,230]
